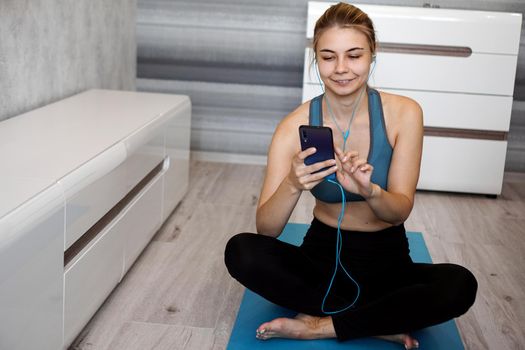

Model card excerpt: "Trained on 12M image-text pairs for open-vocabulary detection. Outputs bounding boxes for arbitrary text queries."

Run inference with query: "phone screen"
[299,125,336,180]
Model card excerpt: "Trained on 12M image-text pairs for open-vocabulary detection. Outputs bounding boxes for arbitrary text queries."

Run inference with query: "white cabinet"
[0,90,191,350]
[0,183,64,350]
[303,2,522,194]
[163,99,191,220]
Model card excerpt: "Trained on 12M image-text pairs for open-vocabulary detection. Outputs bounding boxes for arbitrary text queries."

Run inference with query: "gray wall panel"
[0,0,137,121]
[138,78,302,154]
[137,4,305,86]
[138,62,304,87]
[137,0,525,171]
[137,78,300,111]
[508,101,525,172]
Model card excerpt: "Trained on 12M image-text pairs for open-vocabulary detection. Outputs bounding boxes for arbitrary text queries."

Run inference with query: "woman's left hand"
[335,147,374,198]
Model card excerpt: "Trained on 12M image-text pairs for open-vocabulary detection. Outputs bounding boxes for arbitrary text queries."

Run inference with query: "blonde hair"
[313,2,376,60]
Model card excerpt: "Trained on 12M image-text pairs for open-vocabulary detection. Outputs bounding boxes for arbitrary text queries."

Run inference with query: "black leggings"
[224,218,477,341]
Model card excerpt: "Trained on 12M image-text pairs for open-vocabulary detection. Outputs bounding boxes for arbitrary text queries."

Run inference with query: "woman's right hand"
[286,147,337,191]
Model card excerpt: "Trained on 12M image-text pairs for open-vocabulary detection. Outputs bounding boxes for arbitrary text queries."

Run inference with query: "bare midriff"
[313,200,393,232]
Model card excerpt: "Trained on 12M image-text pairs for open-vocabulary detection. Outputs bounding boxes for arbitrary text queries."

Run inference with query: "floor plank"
[104,322,215,350]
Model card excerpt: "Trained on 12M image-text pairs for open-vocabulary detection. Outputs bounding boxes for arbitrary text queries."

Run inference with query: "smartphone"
[299,125,336,180]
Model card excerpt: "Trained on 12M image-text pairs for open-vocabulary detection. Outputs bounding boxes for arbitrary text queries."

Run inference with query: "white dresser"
[0,90,191,349]
[303,2,522,195]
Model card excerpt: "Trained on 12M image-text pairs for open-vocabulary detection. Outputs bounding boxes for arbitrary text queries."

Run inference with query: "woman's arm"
[256,115,337,236]
[337,97,423,225]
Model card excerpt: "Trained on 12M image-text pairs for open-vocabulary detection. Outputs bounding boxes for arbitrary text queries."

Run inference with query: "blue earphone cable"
[321,179,361,314]
[312,56,377,314]
[313,57,376,152]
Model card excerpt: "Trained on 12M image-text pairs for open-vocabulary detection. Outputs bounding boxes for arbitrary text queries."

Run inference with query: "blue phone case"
[299,125,336,180]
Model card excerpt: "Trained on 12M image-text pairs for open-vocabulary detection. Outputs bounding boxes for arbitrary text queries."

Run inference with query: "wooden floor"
[70,160,525,350]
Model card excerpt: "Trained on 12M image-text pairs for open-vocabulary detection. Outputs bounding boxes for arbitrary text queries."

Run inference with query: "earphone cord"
[313,58,377,314]
[313,60,375,151]
[325,86,367,151]
[322,179,361,314]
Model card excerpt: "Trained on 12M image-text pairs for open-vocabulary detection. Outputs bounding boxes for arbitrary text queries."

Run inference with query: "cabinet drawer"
[61,143,128,250]
[123,172,164,273]
[418,136,507,194]
[64,211,125,347]
[124,121,166,193]
[302,47,518,96]
[381,89,512,131]
[372,52,517,96]
[62,128,165,251]
[307,3,522,55]
[303,83,512,132]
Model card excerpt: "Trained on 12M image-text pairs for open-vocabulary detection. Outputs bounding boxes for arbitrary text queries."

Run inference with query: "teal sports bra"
[310,88,393,203]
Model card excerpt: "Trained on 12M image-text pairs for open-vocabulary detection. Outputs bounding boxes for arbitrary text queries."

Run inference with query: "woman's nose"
[335,58,348,74]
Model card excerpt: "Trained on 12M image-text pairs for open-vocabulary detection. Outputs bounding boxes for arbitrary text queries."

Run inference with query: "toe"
[255,328,267,338]
[404,336,419,349]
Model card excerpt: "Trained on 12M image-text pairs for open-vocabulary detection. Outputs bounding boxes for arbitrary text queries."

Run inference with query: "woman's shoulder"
[378,90,421,114]
[378,90,423,125]
[274,100,311,135]
[268,100,311,158]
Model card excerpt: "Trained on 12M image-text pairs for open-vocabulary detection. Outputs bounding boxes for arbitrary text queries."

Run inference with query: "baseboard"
[191,151,267,165]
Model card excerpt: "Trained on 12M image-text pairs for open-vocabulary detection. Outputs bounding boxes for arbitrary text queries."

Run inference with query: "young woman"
[225,3,477,349]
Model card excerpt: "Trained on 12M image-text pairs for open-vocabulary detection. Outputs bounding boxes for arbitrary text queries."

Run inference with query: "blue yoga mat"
[227,223,464,350]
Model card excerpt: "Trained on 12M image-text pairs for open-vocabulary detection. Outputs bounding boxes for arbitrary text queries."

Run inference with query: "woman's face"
[315,26,373,97]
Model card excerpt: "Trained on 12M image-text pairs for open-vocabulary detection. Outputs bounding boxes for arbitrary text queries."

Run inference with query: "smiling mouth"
[332,78,356,85]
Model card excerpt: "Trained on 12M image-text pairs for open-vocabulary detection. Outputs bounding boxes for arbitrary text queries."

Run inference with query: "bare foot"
[255,314,419,349]
[255,313,336,340]
[375,334,419,349]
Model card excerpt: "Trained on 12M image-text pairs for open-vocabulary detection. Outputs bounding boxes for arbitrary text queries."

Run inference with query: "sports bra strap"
[308,88,392,203]
[309,95,323,126]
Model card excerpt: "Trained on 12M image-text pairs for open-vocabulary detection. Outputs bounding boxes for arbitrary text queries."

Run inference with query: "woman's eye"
[321,56,335,61]
[349,55,361,60]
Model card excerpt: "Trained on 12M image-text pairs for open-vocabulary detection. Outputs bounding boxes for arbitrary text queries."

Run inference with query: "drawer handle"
[379,42,472,57]
[306,40,472,57]
[64,160,165,268]
[424,127,507,140]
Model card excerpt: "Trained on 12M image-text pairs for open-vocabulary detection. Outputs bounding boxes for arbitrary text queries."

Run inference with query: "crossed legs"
[225,232,477,348]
